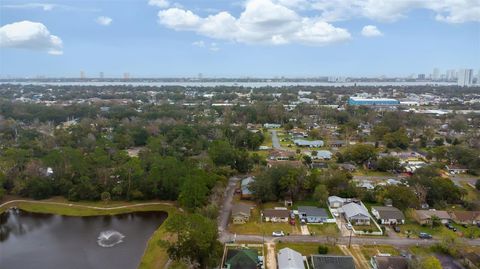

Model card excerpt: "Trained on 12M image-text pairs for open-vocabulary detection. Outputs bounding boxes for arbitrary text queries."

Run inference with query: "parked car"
[445,223,457,232]
[393,226,401,233]
[419,232,432,239]
[345,223,353,230]
[333,212,339,217]
[272,231,285,237]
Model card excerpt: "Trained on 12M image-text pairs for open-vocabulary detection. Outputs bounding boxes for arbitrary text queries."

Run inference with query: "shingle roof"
[298,206,328,218]
[415,210,450,220]
[277,248,305,269]
[342,203,369,219]
[372,206,405,220]
[225,249,259,269]
[232,203,252,217]
[310,255,355,269]
[373,256,408,269]
[263,209,290,218]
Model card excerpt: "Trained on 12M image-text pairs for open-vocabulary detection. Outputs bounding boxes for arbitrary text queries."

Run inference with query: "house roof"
[373,256,408,269]
[294,139,324,146]
[225,249,259,269]
[449,211,480,222]
[328,196,345,204]
[310,255,355,269]
[241,177,255,195]
[342,202,369,219]
[415,210,451,220]
[298,206,328,218]
[263,209,290,218]
[372,206,405,220]
[277,248,305,269]
[232,203,252,217]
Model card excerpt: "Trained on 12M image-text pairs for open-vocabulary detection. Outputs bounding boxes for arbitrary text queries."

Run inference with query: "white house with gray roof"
[342,202,370,225]
[277,248,305,269]
[298,206,329,223]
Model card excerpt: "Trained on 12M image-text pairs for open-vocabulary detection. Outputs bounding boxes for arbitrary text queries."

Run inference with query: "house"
[269,150,295,161]
[294,139,324,148]
[414,210,451,225]
[277,248,305,269]
[342,202,370,225]
[371,206,405,225]
[310,255,356,269]
[328,196,345,208]
[445,164,469,174]
[231,203,252,224]
[263,209,290,222]
[357,180,375,190]
[462,252,480,269]
[338,163,356,172]
[264,123,281,129]
[449,211,480,225]
[224,249,260,269]
[371,256,408,269]
[298,206,329,223]
[241,177,255,199]
[328,140,346,148]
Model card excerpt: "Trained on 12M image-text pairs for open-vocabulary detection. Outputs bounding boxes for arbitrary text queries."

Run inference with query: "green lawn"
[361,245,399,260]
[460,182,480,203]
[0,198,179,269]
[276,242,343,256]
[307,223,340,236]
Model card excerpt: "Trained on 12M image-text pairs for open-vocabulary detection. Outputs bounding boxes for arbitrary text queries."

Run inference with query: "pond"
[0,209,167,269]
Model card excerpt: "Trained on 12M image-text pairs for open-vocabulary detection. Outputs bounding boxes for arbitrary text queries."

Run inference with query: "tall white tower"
[457,69,473,86]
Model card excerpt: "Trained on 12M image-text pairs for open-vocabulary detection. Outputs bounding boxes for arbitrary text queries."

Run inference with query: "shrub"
[318,245,328,254]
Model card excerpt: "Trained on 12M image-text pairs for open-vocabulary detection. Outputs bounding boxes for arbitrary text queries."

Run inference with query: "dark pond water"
[0,209,167,269]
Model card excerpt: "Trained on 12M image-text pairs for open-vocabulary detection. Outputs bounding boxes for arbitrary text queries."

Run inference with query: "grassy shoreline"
[0,197,178,269]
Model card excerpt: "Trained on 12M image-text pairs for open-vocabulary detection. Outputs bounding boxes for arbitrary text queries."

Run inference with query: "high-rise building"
[432,68,440,81]
[417,74,425,80]
[80,71,85,79]
[99,72,104,79]
[446,69,456,81]
[123,72,130,80]
[457,69,473,86]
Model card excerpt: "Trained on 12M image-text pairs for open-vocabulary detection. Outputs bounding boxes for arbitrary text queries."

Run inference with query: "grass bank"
[0,197,179,269]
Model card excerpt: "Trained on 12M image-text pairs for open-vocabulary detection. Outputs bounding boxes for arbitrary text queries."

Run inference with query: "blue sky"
[0,0,479,78]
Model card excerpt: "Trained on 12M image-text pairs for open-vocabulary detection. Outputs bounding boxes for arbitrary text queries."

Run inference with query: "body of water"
[0,209,167,269]
[0,81,458,87]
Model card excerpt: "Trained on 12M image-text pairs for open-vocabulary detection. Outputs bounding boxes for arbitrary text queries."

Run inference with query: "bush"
[318,245,329,254]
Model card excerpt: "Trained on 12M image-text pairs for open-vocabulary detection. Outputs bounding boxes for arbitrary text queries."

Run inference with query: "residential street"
[270,130,286,150]
[218,176,241,242]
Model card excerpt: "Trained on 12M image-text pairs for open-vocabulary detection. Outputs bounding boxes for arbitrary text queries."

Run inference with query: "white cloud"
[192,40,220,51]
[2,3,57,11]
[148,0,170,8]
[361,25,382,37]
[192,40,206,47]
[0,21,63,55]
[2,2,100,12]
[96,16,113,26]
[158,0,351,46]
[310,0,480,23]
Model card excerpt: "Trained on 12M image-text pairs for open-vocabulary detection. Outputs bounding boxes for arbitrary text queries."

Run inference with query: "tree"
[101,191,111,203]
[476,179,480,191]
[376,156,402,172]
[341,144,377,165]
[208,140,236,167]
[162,213,222,268]
[383,185,419,210]
[418,256,442,269]
[318,245,328,254]
[178,175,209,210]
[383,128,409,149]
[313,184,329,206]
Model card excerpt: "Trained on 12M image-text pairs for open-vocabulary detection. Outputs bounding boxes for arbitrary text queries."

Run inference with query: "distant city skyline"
[1,0,479,77]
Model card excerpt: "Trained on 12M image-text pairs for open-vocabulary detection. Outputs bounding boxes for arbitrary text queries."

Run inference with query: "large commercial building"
[458,69,473,86]
[348,97,400,106]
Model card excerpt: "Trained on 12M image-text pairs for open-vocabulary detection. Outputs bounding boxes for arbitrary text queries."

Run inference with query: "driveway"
[265,243,277,269]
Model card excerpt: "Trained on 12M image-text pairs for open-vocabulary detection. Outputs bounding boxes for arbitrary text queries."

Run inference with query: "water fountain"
[97,230,125,247]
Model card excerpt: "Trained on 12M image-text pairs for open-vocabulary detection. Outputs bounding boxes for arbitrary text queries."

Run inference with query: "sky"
[0,0,479,78]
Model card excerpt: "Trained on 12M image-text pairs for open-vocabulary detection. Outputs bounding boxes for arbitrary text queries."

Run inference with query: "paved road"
[449,175,478,187]
[270,130,286,150]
